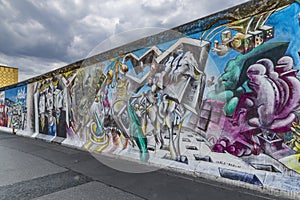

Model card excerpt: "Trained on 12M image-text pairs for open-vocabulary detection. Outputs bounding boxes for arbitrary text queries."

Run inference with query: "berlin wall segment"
[0,0,299,198]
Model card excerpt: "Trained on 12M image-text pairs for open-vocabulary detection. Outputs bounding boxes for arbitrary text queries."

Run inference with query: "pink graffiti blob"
[213,56,300,157]
[248,56,300,132]
[102,88,111,115]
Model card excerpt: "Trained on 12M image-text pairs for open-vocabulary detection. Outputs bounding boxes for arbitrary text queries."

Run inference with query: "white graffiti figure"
[159,94,185,162]
[168,49,199,82]
[136,81,164,149]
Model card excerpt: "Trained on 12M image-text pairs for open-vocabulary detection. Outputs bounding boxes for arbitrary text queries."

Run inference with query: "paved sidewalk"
[0,131,289,200]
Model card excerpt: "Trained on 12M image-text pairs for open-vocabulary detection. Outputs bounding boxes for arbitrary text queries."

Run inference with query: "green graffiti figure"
[93,111,104,137]
[127,102,149,162]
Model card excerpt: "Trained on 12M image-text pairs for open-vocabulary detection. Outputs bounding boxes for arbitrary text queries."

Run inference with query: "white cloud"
[142,0,180,9]
[0,0,250,83]
[80,15,119,29]
[0,53,68,81]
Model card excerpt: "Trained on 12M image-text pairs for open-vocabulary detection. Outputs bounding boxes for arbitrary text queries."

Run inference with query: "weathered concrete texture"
[0,145,66,187]
[0,131,16,139]
[0,171,91,200]
[0,131,285,200]
[35,181,144,200]
[68,157,283,200]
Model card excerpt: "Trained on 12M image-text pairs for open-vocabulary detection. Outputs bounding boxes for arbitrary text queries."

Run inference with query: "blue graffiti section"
[219,168,263,186]
[4,85,27,129]
[1,1,300,195]
[56,3,300,189]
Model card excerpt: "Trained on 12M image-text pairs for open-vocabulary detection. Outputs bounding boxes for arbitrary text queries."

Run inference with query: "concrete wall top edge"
[0,0,294,91]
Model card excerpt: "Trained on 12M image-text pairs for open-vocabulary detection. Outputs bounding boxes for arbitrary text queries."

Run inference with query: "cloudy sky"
[0,0,249,81]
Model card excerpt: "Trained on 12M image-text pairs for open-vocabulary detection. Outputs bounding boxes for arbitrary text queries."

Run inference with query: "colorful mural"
[4,85,27,130]
[0,0,299,196]
[32,75,68,138]
[0,91,6,127]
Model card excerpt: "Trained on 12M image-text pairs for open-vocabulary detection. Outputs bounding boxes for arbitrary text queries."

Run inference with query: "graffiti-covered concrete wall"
[0,85,27,129]
[1,0,300,196]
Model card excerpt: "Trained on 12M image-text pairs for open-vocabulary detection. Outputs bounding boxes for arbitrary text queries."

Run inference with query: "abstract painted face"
[247,64,266,90]
[216,63,241,92]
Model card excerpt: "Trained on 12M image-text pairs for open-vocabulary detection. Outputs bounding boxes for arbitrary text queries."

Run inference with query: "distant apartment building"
[0,65,18,87]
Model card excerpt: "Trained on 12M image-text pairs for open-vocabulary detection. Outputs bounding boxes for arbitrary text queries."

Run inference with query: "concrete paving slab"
[42,142,83,155]
[0,170,92,200]
[30,148,94,168]
[0,132,81,156]
[0,146,67,187]
[0,137,45,153]
[35,181,144,200]
[91,153,160,173]
[27,137,84,155]
[0,131,287,200]
[69,158,271,200]
[0,133,17,140]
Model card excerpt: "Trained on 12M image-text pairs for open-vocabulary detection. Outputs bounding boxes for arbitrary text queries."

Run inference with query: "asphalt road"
[0,131,290,200]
